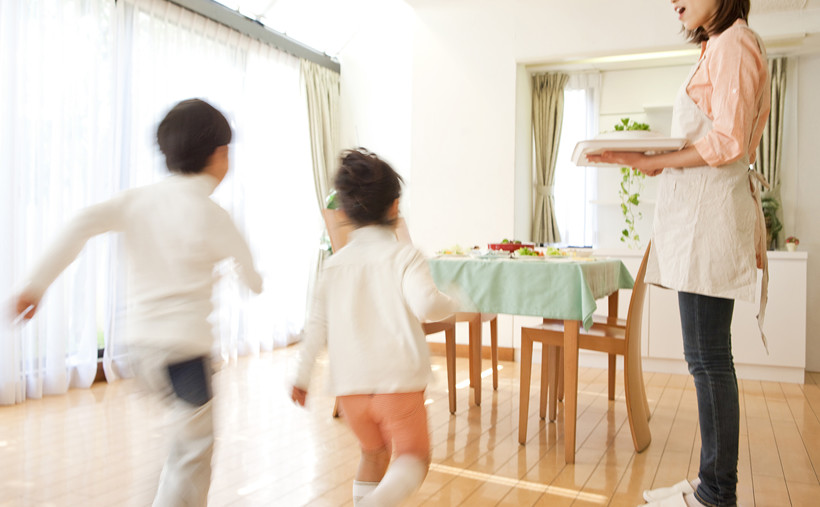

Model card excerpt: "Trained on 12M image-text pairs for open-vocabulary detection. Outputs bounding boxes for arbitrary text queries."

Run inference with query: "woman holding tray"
[587,1,770,506]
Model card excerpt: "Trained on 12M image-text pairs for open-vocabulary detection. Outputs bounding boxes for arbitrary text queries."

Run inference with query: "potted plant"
[761,196,782,250]
[614,118,650,249]
[786,236,799,252]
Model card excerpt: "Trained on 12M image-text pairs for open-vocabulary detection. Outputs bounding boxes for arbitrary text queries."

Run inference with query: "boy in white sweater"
[291,148,458,506]
[13,98,263,506]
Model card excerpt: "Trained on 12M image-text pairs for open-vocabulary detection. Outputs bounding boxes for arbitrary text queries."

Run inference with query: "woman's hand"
[586,151,663,176]
[291,386,307,407]
[586,145,705,176]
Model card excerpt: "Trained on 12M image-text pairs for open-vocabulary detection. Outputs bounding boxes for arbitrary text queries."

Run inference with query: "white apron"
[645,40,769,347]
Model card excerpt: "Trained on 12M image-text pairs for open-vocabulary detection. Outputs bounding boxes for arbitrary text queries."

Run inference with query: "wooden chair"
[518,242,652,454]
[454,311,498,407]
[321,209,460,414]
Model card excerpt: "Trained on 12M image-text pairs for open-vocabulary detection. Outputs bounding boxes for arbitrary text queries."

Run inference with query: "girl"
[588,1,770,506]
[291,148,458,506]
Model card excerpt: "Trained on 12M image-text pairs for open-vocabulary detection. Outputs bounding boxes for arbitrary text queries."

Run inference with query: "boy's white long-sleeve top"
[20,173,263,355]
[293,225,458,396]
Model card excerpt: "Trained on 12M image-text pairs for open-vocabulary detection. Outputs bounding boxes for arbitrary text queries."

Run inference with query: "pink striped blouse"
[687,19,770,167]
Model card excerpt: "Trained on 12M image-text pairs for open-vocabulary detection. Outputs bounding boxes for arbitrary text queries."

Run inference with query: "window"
[1,0,318,401]
[552,72,601,247]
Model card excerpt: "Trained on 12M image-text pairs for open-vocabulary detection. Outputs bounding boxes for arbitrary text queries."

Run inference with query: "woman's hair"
[157,99,232,174]
[334,148,404,227]
[684,0,749,43]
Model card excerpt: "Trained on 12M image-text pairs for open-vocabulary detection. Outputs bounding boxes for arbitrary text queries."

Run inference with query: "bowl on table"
[488,242,534,252]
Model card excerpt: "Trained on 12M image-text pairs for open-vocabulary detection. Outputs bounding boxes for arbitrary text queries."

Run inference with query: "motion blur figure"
[13,99,263,506]
[291,148,458,506]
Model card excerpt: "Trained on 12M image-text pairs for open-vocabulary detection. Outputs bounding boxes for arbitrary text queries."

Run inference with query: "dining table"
[428,253,635,464]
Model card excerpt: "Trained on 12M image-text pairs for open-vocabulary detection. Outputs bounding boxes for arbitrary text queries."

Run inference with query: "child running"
[13,98,263,506]
[291,148,458,506]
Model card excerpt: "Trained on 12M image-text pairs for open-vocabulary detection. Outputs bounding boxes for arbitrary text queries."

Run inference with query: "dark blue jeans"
[679,292,738,507]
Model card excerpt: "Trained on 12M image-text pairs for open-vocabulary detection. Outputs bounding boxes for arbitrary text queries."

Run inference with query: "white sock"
[358,455,428,507]
[353,481,379,506]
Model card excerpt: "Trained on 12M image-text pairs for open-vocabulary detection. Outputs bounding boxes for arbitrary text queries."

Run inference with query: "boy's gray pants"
[130,345,215,507]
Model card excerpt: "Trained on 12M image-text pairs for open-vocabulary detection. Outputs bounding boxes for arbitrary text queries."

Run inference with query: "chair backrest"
[321,208,411,253]
[624,241,651,345]
[623,241,651,448]
[321,208,354,253]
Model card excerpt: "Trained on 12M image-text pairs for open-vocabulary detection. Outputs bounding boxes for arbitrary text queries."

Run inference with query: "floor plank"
[0,347,817,505]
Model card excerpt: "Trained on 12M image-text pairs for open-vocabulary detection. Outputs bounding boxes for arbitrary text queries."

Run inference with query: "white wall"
[336,1,413,180]
[791,53,820,370]
[337,0,820,368]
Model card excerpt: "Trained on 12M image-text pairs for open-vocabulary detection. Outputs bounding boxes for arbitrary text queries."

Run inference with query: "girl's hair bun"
[334,148,403,227]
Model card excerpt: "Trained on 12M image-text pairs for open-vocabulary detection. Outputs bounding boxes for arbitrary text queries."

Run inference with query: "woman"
[587,1,770,506]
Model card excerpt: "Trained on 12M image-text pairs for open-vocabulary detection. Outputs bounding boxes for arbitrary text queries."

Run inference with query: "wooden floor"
[2,347,820,506]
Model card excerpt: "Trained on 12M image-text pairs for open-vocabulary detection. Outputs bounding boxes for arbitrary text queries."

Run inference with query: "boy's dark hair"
[685,0,749,43]
[157,99,232,174]
[334,148,404,227]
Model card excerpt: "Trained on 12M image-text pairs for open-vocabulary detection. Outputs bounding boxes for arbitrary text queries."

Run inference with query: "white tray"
[572,137,687,167]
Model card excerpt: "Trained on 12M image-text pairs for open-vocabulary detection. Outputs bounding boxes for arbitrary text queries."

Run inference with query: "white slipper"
[643,480,695,502]
[640,491,688,507]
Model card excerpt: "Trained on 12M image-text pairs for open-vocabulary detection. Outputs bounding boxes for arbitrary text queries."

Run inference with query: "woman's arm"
[586,145,708,176]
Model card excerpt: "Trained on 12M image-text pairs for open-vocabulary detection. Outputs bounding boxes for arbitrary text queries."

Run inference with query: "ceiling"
[211,0,388,58]
[210,0,813,60]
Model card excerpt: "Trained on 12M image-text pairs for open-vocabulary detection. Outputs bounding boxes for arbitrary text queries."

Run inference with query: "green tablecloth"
[429,257,634,330]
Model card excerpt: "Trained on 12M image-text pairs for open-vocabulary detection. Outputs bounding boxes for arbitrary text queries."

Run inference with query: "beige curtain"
[301,59,340,331]
[301,59,340,209]
[754,57,787,244]
[531,72,569,243]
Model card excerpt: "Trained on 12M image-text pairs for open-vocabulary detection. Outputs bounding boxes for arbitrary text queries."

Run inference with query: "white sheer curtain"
[1,0,117,403]
[1,0,318,405]
[553,71,601,247]
[118,0,317,360]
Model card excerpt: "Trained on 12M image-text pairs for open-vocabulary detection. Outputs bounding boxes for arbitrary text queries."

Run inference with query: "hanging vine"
[614,118,649,248]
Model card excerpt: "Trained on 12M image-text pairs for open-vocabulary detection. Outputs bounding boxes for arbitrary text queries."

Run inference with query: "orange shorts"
[337,391,429,459]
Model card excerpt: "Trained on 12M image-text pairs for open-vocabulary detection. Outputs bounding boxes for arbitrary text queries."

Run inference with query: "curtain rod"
[169,0,340,73]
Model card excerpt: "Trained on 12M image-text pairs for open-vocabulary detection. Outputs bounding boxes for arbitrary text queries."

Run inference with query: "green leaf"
[622,229,629,236]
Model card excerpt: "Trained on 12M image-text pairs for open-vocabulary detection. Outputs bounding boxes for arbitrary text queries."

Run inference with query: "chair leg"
[557,348,564,402]
[518,331,534,445]
[490,316,498,390]
[469,315,482,406]
[640,364,650,420]
[332,398,340,418]
[445,325,457,415]
[548,345,560,421]
[624,354,651,452]
[608,354,616,401]
[539,342,548,419]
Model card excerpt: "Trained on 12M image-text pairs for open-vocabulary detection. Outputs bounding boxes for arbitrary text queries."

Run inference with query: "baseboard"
[428,342,515,362]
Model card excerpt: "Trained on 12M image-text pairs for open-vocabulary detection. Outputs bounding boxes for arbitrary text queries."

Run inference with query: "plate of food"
[436,245,469,257]
[511,247,544,260]
[572,130,687,167]
[488,240,534,252]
